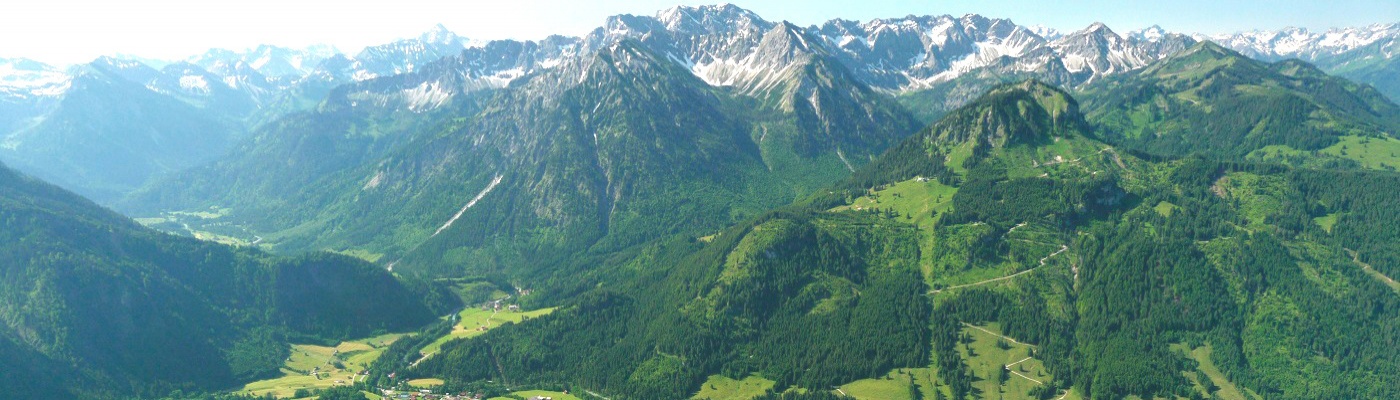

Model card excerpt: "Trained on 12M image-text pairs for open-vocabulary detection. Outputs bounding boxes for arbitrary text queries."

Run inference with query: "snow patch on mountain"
[1131,25,1168,42]
[485,67,526,87]
[0,59,70,98]
[402,81,452,112]
[178,75,210,93]
[352,69,379,81]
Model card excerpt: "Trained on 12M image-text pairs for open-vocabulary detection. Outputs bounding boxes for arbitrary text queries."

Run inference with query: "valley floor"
[240,333,406,398]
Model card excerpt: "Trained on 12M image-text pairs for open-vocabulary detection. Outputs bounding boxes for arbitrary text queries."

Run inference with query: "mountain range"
[5,7,1396,105]
[4,6,1396,206]
[0,4,1398,400]
[124,26,922,282]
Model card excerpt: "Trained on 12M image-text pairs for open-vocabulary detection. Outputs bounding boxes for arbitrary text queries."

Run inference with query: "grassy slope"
[837,370,913,399]
[1319,135,1400,170]
[419,306,558,356]
[1248,135,1400,171]
[240,333,407,398]
[1313,213,1339,233]
[831,178,957,232]
[959,323,1058,400]
[829,177,1067,292]
[831,177,958,287]
[832,323,1067,400]
[1170,343,1258,400]
[692,375,776,400]
[929,133,1111,289]
[1154,201,1179,217]
[838,368,943,400]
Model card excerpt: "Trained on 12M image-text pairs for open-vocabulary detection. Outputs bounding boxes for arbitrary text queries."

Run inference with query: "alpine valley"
[1,4,1398,400]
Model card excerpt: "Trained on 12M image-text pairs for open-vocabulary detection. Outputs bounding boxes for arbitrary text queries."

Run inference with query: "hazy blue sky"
[4,0,1397,65]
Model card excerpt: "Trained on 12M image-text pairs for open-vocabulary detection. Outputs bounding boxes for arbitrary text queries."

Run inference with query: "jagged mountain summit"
[589,5,1196,92]
[196,5,1205,127]
[3,7,1395,108]
[0,7,1201,107]
[172,15,1399,102]
[351,23,480,80]
[812,15,1196,90]
[1205,23,1400,61]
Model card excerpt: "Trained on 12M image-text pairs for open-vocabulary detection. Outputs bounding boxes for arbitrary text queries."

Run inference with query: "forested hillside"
[0,162,437,399]
[357,81,1400,400]
[407,210,931,399]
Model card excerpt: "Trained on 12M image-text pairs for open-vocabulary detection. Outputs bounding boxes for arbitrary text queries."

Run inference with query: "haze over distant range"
[4,0,1398,65]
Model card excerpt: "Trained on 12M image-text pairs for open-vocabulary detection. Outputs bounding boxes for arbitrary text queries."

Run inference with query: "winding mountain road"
[963,322,1035,348]
[1010,368,1044,385]
[930,245,1068,294]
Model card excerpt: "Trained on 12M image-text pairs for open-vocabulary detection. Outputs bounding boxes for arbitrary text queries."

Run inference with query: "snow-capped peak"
[652,2,770,36]
[656,3,761,25]
[1084,22,1115,36]
[1026,25,1062,40]
[1049,22,1160,81]
[1131,25,1168,41]
[419,23,463,45]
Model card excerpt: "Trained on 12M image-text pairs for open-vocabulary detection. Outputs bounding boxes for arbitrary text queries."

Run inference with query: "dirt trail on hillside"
[930,245,1068,294]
